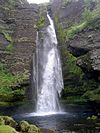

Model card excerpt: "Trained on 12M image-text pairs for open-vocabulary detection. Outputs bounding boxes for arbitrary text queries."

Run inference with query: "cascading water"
[34,14,63,113]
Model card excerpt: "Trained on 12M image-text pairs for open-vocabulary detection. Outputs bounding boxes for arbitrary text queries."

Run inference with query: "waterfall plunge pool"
[0,103,100,133]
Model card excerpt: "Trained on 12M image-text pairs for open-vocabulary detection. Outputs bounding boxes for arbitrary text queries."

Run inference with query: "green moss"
[20,120,30,132]
[37,16,45,30]
[87,115,97,121]
[0,63,27,102]
[5,43,14,52]
[54,16,66,44]
[0,125,19,133]
[63,50,82,75]
[82,8,93,22]
[62,95,87,104]
[1,31,14,52]
[3,32,12,42]
[54,2,100,104]
[66,22,87,39]
[83,86,100,102]
[55,2,100,44]
[61,50,99,103]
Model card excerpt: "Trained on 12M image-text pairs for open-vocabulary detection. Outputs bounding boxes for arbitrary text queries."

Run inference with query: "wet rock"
[2,116,17,128]
[28,124,41,133]
[19,120,30,132]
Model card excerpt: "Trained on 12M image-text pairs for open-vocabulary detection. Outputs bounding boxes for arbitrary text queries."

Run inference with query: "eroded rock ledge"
[68,28,100,80]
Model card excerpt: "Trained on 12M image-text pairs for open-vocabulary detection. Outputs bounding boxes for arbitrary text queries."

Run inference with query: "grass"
[0,125,19,133]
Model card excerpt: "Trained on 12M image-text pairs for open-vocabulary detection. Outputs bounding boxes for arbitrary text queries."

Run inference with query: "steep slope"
[0,0,38,104]
[51,0,100,103]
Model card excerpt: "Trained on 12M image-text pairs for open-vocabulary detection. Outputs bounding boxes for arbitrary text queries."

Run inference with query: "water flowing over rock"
[34,14,63,113]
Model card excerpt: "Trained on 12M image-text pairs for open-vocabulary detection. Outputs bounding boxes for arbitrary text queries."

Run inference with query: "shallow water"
[14,112,99,133]
[0,103,100,133]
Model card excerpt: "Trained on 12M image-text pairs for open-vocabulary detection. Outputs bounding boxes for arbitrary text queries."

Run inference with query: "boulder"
[19,120,30,132]
[0,117,5,125]
[2,116,17,128]
[28,124,41,133]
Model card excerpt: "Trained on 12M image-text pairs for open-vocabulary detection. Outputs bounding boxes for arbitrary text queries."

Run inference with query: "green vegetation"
[83,86,100,102]
[5,43,14,52]
[0,63,27,103]
[0,26,14,52]
[87,115,97,121]
[0,125,19,133]
[0,116,43,133]
[3,32,14,52]
[55,2,100,44]
[3,32,12,42]
[37,16,45,30]
[61,49,99,103]
[66,22,86,39]
[55,2,100,104]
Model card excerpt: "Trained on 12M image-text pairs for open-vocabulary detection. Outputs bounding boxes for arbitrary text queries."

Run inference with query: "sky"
[27,0,50,4]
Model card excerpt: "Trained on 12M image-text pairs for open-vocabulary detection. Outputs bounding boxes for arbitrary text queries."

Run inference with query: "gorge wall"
[51,0,100,103]
[0,0,38,104]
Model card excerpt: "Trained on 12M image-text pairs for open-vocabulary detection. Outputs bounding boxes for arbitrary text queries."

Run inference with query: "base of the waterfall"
[24,111,66,117]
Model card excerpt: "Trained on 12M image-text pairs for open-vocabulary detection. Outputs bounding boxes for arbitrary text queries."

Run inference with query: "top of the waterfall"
[47,14,58,45]
[27,0,49,4]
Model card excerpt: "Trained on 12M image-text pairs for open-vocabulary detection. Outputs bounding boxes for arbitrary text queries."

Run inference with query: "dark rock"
[68,28,100,80]
[28,124,41,133]
[51,0,85,28]
[77,49,100,80]
[68,29,100,56]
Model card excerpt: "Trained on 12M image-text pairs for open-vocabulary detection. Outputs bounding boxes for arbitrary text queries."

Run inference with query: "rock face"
[5,1,38,75]
[68,28,100,80]
[51,0,100,81]
[50,0,100,103]
[51,0,85,28]
[0,0,38,102]
[12,3,38,75]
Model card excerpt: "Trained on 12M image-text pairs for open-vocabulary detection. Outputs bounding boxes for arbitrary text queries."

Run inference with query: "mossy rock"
[1,116,17,128]
[19,120,30,132]
[28,124,41,133]
[0,117,5,125]
[0,125,19,133]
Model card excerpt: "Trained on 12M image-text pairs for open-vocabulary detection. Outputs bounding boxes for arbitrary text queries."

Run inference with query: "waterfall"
[34,14,63,113]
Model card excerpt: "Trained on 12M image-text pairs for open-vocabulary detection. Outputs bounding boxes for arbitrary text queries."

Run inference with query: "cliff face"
[0,0,38,103]
[51,0,85,28]
[68,28,100,80]
[51,0,100,103]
